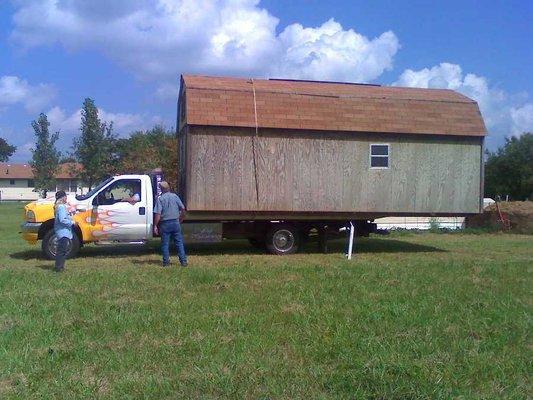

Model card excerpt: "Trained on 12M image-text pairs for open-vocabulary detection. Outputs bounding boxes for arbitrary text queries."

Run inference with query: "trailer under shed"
[177,75,487,220]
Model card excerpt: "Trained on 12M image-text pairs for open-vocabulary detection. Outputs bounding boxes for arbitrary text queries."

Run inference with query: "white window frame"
[369,143,390,170]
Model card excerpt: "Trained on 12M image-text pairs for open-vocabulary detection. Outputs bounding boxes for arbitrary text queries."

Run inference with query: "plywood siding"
[186,126,482,214]
[186,128,257,210]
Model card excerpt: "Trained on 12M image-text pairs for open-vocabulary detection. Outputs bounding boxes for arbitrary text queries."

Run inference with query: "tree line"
[484,133,532,201]
[14,98,178,195]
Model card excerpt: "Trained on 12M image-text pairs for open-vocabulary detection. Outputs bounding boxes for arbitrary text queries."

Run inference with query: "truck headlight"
[26,210,36,222]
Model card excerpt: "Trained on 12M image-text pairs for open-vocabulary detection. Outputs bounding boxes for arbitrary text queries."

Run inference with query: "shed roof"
[0,163,82,179]
[182,75,487,137]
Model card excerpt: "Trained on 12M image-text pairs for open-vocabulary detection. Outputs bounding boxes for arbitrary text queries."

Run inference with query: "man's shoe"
[162,263,170,268]
[54,268,64,273]
[180,262,188,267]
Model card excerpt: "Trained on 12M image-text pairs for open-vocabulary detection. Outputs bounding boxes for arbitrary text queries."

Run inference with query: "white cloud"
[0,75,56,113]
[98,110,144,132]
[0,125,35,162]
[154,82,179,101]
[9,141,33,163]
[277,19,398,82]
[47,106,81,133]
[47,106,146,137]
[510,103,533,136]
[10,0,399,86]
[394,63,533,145]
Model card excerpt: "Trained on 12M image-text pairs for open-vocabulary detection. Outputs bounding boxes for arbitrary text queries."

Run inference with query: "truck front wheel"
[266,223,300,255]
[42,230,80,260]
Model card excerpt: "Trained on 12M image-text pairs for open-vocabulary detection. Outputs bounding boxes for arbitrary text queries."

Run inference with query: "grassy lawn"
[0,201,531,399]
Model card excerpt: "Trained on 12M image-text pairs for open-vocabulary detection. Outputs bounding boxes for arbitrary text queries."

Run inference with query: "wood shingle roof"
[182,75,487,137]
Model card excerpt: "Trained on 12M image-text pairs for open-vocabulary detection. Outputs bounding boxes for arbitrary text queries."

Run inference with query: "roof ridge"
[186,85,476,104]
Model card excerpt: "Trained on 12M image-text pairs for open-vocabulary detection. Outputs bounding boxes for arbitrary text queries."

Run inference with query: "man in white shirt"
[122,181,141,205]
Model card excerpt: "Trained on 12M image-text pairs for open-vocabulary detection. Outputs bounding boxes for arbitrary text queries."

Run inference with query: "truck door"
[90,178,148,241]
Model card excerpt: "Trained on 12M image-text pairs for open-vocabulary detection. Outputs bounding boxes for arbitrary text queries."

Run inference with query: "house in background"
[0,163,86,201]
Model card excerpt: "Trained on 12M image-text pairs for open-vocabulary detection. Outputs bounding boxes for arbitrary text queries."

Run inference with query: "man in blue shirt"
[54,190,74,272]
[153,181,187,267]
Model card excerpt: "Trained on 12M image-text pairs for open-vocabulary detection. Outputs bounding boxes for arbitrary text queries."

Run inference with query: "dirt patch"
[213,281,229,292]
[0,317,18,333]
[281,303,305,315]
[466,201,533,234]
[72,367,109,395]
[190,330,205,342]
[215,309,240,319]
[0,377,13,396]
[0,373,28,396]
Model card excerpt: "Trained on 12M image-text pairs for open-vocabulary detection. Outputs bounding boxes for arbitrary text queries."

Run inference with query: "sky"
[0,0,532,162]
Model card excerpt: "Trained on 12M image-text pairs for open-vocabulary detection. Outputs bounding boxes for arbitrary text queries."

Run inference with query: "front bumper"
[20,222,41,244]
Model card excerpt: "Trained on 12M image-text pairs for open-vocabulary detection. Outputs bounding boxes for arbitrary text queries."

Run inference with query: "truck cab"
[21,174,155,259]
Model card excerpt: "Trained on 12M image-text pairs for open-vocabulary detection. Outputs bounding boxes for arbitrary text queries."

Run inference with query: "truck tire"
[265,223,300,255]
[42,230,80,260]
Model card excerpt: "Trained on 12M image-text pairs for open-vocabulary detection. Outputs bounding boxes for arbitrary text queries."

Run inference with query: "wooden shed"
[177,75,487,220]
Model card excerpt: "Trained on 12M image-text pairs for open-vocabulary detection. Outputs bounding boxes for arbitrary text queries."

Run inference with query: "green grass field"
[0,201,531,399]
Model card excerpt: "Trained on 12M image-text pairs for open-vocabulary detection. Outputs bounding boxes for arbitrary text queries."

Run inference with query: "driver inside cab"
[97,181,141,206]
[121,182,141,205]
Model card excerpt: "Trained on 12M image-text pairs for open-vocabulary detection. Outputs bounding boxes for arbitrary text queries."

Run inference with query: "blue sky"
[1,0,532,162]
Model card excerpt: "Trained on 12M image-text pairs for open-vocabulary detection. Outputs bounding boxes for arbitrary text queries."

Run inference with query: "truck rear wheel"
[42,230,80,260]
[266,223,300,255]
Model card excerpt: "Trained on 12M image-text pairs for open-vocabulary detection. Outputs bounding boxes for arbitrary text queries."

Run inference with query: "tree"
[29,113,61,195]
[485,133,532,201]
[59,155,77,163]
[115,125,178,188]
[162,132,178,189]
[0,138,16,162]
[72,98,117,190]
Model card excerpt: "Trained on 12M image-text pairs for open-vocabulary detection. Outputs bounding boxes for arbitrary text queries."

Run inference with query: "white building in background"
[0,163,87,201]
[374,199,495,230]
[374,216,465,230]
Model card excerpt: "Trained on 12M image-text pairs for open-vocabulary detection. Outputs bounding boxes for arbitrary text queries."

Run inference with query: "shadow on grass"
[34,264,55,271]
[9,237,445,261]
[130,259,162,266]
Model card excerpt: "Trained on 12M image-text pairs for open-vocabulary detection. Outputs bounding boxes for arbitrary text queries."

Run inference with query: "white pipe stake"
[347,221,355,260]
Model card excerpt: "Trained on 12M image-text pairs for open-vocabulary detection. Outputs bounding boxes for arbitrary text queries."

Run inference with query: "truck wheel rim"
[273,230,294,252]
[48,235,72,257]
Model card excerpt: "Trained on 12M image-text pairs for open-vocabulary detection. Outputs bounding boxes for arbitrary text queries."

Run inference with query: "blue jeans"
[55,237,70,271]
[160,220,187,265]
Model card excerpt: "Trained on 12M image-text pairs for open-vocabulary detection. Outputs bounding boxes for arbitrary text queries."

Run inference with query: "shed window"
[9,179,15,185]
[27,179,34,187]
[370,144,389,169]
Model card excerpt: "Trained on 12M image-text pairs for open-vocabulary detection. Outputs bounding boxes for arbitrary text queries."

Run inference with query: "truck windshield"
[75,177,114,201]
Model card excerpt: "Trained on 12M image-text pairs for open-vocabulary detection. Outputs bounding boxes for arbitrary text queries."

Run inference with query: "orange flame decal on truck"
[72,207,133,241]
